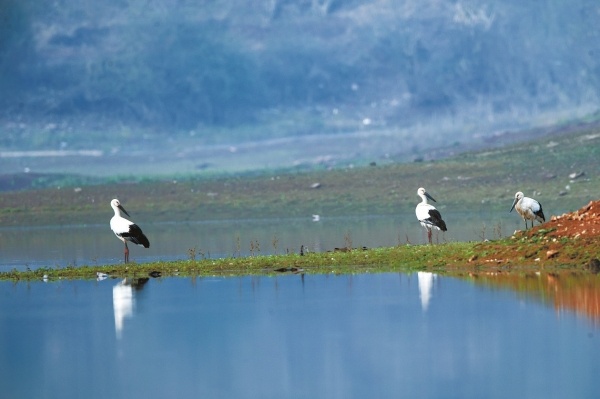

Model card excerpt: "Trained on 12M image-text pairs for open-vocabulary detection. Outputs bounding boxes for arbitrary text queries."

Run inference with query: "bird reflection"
[417,271,436,312]
[113,278,149,339]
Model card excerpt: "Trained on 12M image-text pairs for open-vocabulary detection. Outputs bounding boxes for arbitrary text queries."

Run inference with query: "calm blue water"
[1,272,598,399]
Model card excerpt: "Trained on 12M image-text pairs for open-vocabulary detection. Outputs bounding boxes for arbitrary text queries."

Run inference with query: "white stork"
[110,199,150,263]
[510,191,546,229]
[415,187,447,244]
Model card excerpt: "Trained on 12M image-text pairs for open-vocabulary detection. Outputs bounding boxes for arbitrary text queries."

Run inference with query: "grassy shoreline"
[3,230,598,282]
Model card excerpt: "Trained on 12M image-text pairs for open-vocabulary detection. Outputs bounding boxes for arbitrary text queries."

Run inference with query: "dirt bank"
[465,200,600,270]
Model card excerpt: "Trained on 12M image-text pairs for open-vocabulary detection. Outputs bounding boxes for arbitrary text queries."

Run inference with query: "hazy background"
[1,0,599,175]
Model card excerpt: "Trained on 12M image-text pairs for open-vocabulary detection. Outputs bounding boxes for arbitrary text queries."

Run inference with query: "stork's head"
[418,187,436,203]
[111,198,130,217]
[509,192,524,213]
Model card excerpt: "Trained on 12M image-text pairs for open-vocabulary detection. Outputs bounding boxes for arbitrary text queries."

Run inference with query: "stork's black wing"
[428,209,448,232]
[122,224,150,248]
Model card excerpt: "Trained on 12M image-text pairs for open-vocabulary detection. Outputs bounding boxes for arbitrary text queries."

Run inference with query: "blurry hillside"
[1,0,599,174]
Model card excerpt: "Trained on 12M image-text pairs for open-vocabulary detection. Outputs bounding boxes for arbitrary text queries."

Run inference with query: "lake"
[0,212,521,271]
[1,272,599,399]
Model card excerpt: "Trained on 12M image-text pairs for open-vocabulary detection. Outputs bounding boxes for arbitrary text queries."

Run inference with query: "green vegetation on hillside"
[0,122,597,227]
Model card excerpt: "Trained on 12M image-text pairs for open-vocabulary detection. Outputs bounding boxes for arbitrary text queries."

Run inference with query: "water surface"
[1,272,599,399]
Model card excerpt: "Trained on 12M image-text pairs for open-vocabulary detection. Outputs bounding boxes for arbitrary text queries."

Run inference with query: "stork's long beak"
[425,192,437,203]
[509,198,518,213]
[118,204,131,217]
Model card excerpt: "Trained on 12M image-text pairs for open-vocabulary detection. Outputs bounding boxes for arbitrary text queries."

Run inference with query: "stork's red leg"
[124,242,129,263]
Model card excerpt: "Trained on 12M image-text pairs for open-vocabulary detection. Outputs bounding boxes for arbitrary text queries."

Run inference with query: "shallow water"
[0,212,519,271]
[1,272,599,399]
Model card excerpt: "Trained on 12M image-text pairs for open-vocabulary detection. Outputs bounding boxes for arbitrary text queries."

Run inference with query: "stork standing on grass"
[509,191,546,229]
[415,187,447,244]
[110,199,150,263]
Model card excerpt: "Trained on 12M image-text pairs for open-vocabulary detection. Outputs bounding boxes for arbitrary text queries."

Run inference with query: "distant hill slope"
[0,117,597,230]
[1,0,599,154]
[1,113,599,183]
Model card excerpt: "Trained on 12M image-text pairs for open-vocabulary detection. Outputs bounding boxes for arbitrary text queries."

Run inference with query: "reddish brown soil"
[460,200,600,270]
[545,200,600,239]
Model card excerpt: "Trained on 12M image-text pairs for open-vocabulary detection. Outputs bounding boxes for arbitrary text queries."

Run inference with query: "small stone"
[546,250,559,259]
[569,171,585,179]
